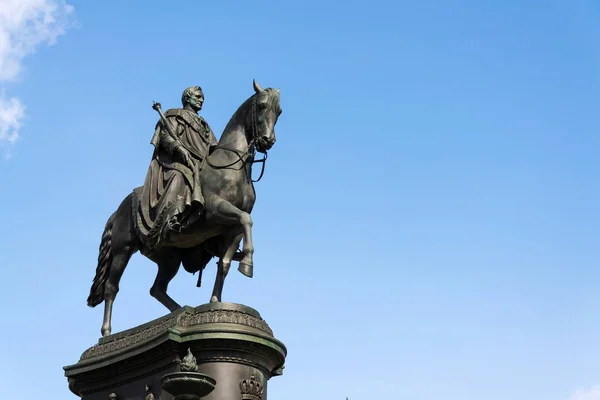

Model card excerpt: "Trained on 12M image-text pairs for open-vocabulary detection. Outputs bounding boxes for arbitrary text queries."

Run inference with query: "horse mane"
[220,88,281,137]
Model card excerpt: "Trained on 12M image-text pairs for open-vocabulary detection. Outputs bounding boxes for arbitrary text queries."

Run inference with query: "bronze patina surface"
[86,80,282,337]
[65,302,286,400]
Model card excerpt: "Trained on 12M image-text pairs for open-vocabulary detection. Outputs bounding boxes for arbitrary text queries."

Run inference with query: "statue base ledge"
[64,302,286,400]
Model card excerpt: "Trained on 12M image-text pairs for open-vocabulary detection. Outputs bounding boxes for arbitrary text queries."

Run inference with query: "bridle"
[205,94,269,182]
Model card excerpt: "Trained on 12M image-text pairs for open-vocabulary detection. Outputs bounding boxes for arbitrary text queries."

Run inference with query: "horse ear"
[253,79,264,93]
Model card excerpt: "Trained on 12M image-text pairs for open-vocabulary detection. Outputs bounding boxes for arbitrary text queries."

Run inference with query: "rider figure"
[137,86,218,247]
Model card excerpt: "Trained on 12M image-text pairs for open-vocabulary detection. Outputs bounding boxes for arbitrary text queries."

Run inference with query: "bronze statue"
[87,80,282,337]
[138,85,218,249]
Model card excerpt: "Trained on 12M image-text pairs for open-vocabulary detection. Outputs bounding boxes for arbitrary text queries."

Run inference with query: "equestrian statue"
[86,80,282,336]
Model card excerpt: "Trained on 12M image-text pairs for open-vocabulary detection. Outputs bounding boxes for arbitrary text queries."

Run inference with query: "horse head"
[247,79,282,153]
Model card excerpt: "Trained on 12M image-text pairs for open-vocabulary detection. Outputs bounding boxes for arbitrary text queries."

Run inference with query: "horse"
[86,80,282,337]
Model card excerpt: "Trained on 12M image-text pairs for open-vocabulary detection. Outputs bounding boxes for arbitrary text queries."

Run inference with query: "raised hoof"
[238,262,253,278]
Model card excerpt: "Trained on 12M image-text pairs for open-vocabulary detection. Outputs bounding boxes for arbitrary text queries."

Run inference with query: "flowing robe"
[133,108,218,248]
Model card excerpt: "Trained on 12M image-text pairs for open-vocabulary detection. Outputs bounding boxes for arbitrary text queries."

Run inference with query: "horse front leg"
[209,199,255,278]
[150,254,182,312]
[210,231,243,303]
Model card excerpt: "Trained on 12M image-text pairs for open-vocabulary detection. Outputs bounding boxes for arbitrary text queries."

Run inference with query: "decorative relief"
[79,308,273,360]
[178,310,273,336]
[80,315,179,360]
[195,355,269,373]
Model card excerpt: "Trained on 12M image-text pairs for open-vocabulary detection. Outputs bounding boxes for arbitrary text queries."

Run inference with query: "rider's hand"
[179,148,193,167]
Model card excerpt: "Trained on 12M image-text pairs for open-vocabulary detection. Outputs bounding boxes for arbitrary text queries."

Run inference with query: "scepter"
[152,101,178,140]
[152,101,192,168]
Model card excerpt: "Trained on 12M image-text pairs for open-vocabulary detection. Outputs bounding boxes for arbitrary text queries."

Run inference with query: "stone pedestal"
[64,303,286,400]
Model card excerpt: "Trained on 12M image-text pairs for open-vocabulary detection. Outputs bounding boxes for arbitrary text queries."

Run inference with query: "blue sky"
[0,1,599,399]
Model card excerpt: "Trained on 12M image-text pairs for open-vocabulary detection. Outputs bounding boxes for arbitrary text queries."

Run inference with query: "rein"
[204,95,268,183]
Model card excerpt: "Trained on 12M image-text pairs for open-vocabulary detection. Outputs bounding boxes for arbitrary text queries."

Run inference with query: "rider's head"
[182,86,204,112]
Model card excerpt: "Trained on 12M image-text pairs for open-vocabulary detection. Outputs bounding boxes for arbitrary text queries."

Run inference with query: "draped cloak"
[133,108,218,249]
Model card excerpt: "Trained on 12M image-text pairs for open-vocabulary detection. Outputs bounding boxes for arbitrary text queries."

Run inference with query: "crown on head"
[239,375,264,400]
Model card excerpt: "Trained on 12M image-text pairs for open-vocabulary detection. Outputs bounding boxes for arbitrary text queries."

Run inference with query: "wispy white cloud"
[0,92,25,143]
[570,386,600,400]
[0,0,74,156]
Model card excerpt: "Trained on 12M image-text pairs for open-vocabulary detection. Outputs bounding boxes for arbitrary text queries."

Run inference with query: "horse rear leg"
[99,193,139,337]
[211,232,243,303]
[150,255,182,312]
[101,247,134,337]
[210,199,255,278]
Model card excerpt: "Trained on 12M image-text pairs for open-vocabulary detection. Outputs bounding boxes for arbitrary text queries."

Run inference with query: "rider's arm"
[158,118,192,166]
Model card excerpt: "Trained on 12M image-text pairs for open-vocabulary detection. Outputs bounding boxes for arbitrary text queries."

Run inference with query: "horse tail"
[87,212,116,307]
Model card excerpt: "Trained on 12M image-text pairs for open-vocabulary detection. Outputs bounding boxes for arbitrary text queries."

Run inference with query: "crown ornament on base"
[239,375,264,400]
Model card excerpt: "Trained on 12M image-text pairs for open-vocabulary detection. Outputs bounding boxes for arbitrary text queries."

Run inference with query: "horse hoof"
[238,262,253,278]
[210,295,219,303]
